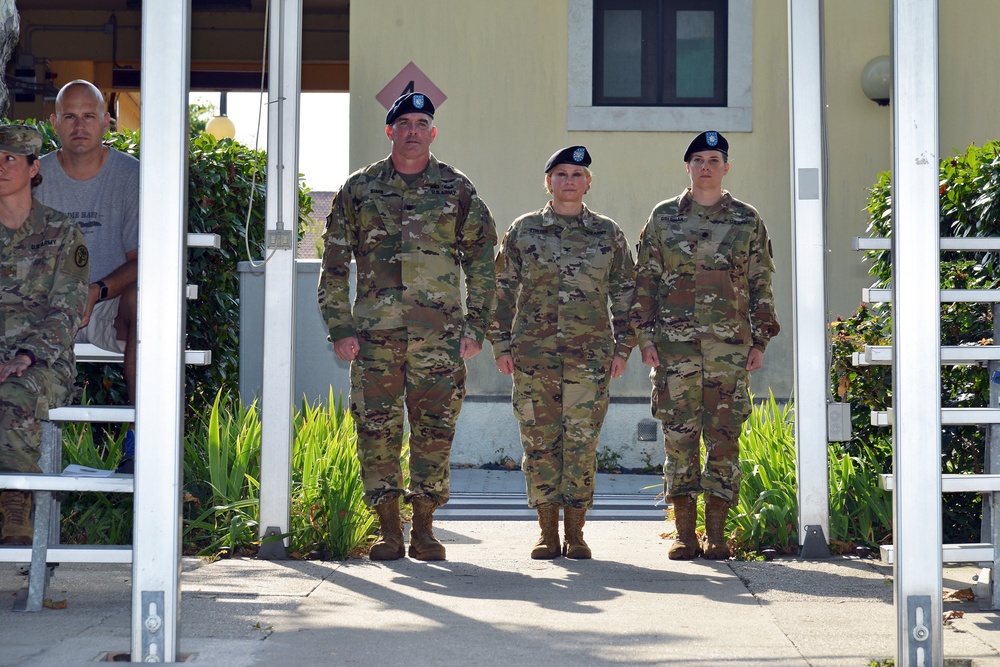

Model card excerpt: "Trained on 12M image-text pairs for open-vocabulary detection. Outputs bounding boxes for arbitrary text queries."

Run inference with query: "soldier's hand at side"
[746,347,764,372]
[333,336,361,361]
[459,336,482,360]
[610,356,627,379]
[640,344,660,368]
[496,354,515,375]
[78,284,100,328]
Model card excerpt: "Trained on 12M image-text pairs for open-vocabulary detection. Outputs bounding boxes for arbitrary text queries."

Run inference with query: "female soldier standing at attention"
[631,131,779,560]
[489,146,634,559]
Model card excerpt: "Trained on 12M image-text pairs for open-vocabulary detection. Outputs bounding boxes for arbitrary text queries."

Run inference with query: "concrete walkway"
[1,469,999,666]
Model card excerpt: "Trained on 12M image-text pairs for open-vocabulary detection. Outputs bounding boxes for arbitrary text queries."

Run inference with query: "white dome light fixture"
[860,55,891,107]
[205,91,236,139]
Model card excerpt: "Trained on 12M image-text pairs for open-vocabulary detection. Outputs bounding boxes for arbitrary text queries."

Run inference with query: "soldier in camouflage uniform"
[318,92,497,561]
[631,131,779,561]
[0,124,89,545]
[489,146,635,560]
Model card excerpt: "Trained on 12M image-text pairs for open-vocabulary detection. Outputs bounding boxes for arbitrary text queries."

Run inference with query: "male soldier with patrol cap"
[0,124,89,544]
[631,131,779,560]
[319,91,497,561]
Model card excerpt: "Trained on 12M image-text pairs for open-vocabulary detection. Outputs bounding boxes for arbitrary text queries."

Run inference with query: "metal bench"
[0,406,135,612]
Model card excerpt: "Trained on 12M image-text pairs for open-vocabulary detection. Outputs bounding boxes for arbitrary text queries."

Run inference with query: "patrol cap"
[684,131,728,162]
[0,125,43,157]
[544,145,592,173]
[385,91,435,125]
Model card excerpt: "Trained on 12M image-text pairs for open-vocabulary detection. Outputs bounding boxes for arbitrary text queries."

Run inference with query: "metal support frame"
[865,287,1000,303]
[787,0,831,558]
[855,236,1000,251]
[872,408,1000,427]
[258,0,302,559]
[858,344,1000,366]
[131,0,191,660]
[989,304,1000,609]
[891,0,943,663]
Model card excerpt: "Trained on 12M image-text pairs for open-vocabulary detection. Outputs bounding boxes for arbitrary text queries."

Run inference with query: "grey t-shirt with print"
[35,148,140,283]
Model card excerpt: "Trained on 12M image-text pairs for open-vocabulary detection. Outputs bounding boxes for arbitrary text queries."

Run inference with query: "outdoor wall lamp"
[860,55,891,106]
[205,91,236,140]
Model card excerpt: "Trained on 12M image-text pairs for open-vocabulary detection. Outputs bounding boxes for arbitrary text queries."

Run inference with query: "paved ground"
[1,469,999,666]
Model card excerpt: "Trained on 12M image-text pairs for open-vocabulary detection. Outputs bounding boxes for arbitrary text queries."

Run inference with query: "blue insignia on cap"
[572,147,586,163]
[706,131,718,147]
[413,94,425,109]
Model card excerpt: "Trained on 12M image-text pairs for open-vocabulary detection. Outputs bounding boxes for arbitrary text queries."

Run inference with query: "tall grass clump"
[827,442,893,550]
[183,390,262,557]
[726,393,798,555]
[725,392,892,557]
[291,389,377,559]
[58,389,405,560]
[61,422,133,545]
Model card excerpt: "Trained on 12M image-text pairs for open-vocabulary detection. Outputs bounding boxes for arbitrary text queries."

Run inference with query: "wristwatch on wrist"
[95,280,109,302]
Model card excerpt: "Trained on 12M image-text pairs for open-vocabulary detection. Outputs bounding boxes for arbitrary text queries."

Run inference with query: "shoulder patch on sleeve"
[74,244,89,268]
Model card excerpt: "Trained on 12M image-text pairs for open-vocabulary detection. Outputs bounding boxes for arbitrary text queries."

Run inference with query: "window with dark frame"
[593,0,728,107]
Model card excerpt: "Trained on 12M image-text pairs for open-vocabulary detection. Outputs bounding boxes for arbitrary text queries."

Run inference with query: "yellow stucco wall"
[349,0,794,395]
[348,0,1000,398]
[822,0,1000,314]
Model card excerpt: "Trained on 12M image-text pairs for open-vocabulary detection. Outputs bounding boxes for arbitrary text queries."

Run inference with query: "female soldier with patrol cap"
[489,146,635,559]
[0,124,89,545]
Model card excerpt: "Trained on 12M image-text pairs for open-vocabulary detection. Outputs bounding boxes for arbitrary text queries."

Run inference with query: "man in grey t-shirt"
[34,79,139,471]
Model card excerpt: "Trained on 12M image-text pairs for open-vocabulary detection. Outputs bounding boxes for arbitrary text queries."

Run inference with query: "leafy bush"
[830,140,1000,543]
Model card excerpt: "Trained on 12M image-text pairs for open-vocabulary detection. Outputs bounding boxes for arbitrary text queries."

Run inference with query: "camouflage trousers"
[650,338,752,505]
[350,327,466,507]
[0,366,70,474]
[511,357,611,509]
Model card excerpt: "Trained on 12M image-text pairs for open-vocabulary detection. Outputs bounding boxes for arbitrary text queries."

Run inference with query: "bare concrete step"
[438,493,666,521]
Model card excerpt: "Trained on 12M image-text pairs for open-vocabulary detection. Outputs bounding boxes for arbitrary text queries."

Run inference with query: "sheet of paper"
[62,464,114,478]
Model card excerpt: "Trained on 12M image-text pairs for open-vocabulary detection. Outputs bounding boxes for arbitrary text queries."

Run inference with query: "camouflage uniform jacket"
[319,154,498,343]
[489,202,636,362]
[1,199,89,380]
[631,189,779,352]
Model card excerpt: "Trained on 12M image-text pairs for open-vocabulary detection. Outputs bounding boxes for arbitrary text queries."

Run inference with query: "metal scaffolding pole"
[991,304,1000,610]
[891,0,943,664]
[787,0,831,559]
[258,0,302,559]
[131,0,190,660]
